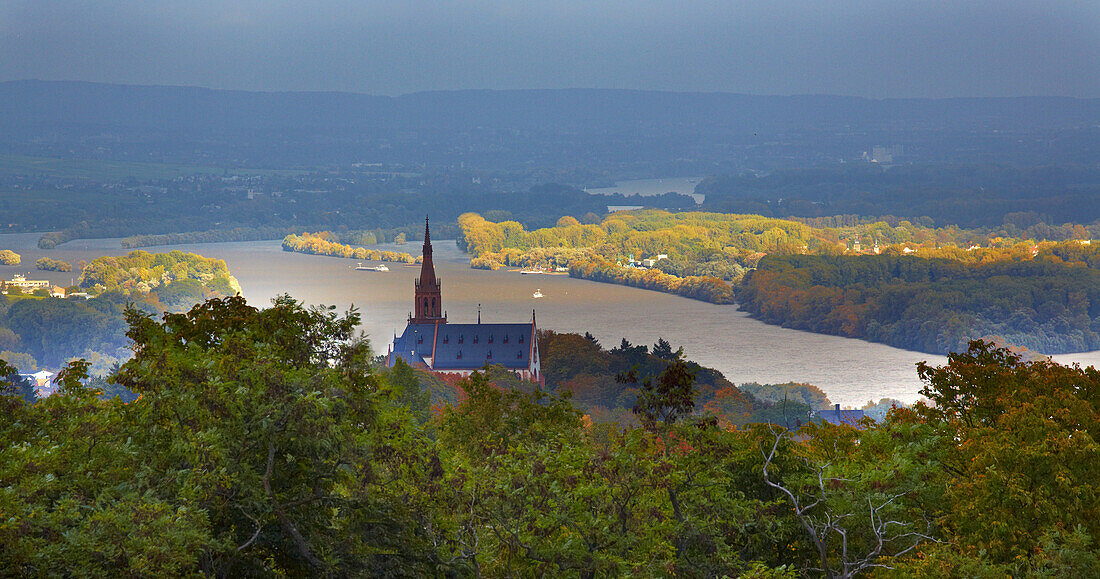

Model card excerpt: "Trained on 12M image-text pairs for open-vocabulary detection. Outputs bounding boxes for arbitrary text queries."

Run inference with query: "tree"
[383,358,432,425]
[651,337,678,360]
[621,352,698,427]
[759,421,938,578]
[0,295,446,576]
[0,358,34,403]
[112,294,438,575]
[909,340,1100,568]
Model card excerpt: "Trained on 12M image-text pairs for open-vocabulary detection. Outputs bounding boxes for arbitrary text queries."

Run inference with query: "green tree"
[907,340,1100,569]
[0,358,34,403]
[622,352,698,427]
[113,295,439,574]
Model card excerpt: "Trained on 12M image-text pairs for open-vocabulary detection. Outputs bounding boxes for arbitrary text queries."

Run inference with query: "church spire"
[411,217,446,324]
[422,215,431,256]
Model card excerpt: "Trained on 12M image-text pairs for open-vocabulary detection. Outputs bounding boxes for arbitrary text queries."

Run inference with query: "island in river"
[8,232,1100,407]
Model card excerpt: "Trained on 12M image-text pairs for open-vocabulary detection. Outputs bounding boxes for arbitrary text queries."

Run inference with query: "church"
[387,219,543,386]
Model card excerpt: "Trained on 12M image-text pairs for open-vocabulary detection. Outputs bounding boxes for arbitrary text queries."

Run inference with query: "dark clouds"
[1,0,1097,97]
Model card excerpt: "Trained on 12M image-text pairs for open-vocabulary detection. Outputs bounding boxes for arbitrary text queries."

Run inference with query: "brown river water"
[4,232,1099,407]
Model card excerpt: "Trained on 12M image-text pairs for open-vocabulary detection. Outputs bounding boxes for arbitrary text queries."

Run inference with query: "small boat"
[532,289,544,299]
[355,263,389,272]
[520,267,544,275]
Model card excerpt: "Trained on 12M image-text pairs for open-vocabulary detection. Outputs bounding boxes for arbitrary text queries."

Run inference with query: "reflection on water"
[5,233,1100,407]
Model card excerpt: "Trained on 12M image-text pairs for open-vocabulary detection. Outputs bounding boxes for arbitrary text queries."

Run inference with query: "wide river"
[5,232,1100,407]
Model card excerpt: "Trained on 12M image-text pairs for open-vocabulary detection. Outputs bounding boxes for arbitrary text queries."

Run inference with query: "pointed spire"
[422,215,431,256]
[477,303,481,324]
[532,308,536,325]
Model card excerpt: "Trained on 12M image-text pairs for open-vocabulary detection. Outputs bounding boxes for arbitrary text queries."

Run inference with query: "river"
[4,232,1100,407]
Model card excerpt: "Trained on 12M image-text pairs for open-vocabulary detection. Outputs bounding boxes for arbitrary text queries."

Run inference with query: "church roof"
[390,322,536,370]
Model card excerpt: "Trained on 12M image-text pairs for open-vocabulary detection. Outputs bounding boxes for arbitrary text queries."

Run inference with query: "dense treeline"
[698,163,1100,230]
[79,250,241,297]
[458,211,815,302]
[0,250,19,265]
[281,232,420,263]
[119,226,299,248]
[457,210,978,304]
[19,171,647,249]
[0,292,137,370]
[0,251,244,373]
[537,332,796,424]
[739,246,1100,354]
[570,257,737,303]
[118,225,433,249]
[2,297,1096,576]
[34,257,71,272]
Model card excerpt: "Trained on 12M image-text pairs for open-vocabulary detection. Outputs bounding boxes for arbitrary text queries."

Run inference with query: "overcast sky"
[1,1,1097,98]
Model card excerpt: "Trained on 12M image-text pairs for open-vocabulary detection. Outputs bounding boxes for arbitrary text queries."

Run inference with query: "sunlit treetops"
[78,250,241,297]
[282,232,421,264]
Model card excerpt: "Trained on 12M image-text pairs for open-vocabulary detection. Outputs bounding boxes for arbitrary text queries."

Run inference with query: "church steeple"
[411,217,446,324]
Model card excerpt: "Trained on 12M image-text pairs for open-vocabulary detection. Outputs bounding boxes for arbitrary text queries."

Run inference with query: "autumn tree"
[896,340,1100,573]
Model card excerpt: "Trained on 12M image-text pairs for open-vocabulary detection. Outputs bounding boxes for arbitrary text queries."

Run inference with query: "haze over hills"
[2,80,1097,170]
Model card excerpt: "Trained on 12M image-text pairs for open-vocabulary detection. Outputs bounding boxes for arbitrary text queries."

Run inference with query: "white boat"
[355,263,389,272]
[532,289,544,298]
[520,266,545,274]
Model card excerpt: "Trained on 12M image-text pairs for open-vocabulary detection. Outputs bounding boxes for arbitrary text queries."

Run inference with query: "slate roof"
[390,322,536,370]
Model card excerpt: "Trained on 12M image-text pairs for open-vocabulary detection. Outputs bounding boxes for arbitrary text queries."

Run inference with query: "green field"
[0,154,308,181]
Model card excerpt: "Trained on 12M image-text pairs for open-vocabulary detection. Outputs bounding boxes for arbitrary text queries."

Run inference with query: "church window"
[487,349,492,359]
[474,335,479,344]
[459,335,463,344]
[503,335,509,344]
[517,351,522,359]
[489,334,493,343]
[443,335,448,344]
[519,335,524,343]
[457,350,462,359]
[417,335,423,344]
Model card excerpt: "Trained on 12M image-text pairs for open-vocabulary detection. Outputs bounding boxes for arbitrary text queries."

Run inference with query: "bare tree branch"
[263,443,323,569]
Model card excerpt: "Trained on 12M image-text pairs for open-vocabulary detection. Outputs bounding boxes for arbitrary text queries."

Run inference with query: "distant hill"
[1,80,1097,169]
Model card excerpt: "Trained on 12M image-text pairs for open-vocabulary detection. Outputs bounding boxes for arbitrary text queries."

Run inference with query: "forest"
[281,232,420,263]
[78,250,241,297]
[1,295,1096,577]
[34,257,71,272]
[0,251,243,374]
[738,245,1100,355]
[698,164,1100,230]
[459,211,1100,353]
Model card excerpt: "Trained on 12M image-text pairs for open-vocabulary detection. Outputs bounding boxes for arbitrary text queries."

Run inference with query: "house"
[5,274,50,290]
[814,404,866,427]
[21,370,56,398]
[388,219,543,385]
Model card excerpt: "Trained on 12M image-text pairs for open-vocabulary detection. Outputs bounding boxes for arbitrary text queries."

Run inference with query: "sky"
[1,1,1097,98]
